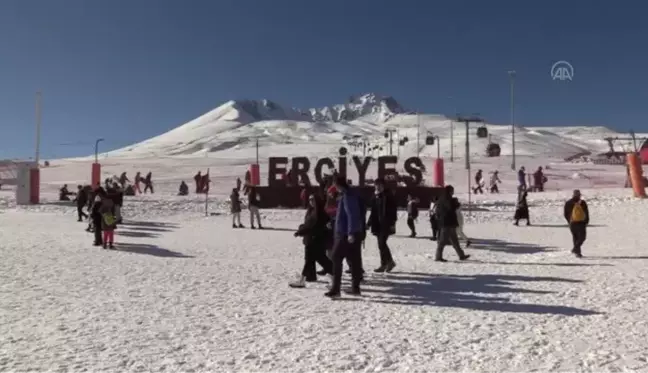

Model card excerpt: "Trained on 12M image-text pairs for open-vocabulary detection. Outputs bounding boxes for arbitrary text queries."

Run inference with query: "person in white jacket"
[454,198,472,247]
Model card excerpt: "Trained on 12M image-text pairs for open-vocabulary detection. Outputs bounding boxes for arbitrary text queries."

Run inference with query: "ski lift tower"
[457,115,485,217]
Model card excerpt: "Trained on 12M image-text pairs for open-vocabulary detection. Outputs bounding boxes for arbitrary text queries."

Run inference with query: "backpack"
[571,201,586,223]
[103,212,116,227]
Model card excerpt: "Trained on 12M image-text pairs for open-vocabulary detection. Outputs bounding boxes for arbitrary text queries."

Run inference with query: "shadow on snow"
[468,238,557,255]
[116,230,160,239]
[526,223,606,228]
[114,242,193,258]
[361,272,599,316]
[120,220,180,229]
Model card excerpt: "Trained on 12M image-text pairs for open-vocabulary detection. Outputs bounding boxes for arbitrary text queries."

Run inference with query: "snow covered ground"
[2,148,648,372]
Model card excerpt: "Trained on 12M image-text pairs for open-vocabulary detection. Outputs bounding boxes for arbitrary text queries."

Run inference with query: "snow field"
[2,183,648,372]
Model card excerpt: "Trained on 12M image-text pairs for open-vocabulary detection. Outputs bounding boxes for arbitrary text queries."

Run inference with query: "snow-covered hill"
[104,93,620,160]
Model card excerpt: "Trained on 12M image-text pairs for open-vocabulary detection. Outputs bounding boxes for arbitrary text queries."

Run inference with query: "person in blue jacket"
[517,166,527,190]
[326,176,365,298]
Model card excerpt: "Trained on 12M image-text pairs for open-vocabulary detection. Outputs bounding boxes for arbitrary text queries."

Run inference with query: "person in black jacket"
[74,185,88,222]
[564,189,589,258]
[514,188,531,226]
[434,185,470,262]
[290,194,333,288]
[143,172,154,194]
[90,189,105,246]
[367,179,398,272]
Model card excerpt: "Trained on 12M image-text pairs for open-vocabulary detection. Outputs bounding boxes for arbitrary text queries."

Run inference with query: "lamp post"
[416,112,420,157]
[35,91,42,166]
[508,70,516,170]
[448,96,455,162]
[94,138,105,163]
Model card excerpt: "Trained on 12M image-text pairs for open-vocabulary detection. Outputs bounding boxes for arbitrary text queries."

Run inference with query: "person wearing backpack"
[101,189,118,249]
[563,189,589,258]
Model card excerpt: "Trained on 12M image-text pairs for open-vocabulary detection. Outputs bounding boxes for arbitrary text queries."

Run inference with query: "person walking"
[429,196,439,241]
[74,185,88,222]
[406,194,419,237]
[455,198,472,246]
[367,179,398,272]
[230,188,243,228]
[518,166,527,190]
[143,172,154,194]
[134,172,142,194]
[489,171,501,193]
[290,194,333,288]
[119,172,130,188]
[564,189,589,258]
[326,176,364,298]
[473,169,484,194]
[434,185,470,262]
[514,188,531,226]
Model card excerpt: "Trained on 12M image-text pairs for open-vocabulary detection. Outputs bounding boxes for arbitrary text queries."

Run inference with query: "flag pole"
[35,91,42,165]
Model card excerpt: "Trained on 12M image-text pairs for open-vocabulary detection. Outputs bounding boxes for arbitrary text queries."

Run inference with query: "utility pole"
[448,96,455,162]
[384,129,397,156]
[416,112,420,157]
[35,91,42,166]
[508,70,516,170]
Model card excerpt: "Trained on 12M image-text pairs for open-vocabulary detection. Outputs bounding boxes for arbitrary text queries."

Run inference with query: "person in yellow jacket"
[563,189,589,258]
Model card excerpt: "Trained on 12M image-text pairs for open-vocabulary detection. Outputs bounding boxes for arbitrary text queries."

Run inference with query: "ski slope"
[99,93,621,161]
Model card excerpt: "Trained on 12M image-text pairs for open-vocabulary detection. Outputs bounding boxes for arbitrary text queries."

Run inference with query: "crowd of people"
[472,166,548,195]
[71,181,124,249]
[62,171,158,249]
[59,165,590,293]
[281,175,478,298]
[281,169,590,298]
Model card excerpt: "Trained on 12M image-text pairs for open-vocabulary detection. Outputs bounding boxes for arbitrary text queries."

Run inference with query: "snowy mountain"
[104,93,621,159]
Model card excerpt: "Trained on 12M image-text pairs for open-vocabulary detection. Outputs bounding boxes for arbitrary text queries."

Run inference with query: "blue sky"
[1,0,647,159]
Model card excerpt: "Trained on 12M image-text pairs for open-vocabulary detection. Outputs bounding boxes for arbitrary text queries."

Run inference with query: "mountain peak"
[304,93,406,123]
[225,94,406,124]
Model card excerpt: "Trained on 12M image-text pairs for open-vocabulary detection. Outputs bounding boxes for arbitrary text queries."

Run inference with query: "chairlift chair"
[486,143,501,157]
[425,136,435,145]
[477,126,488,138]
